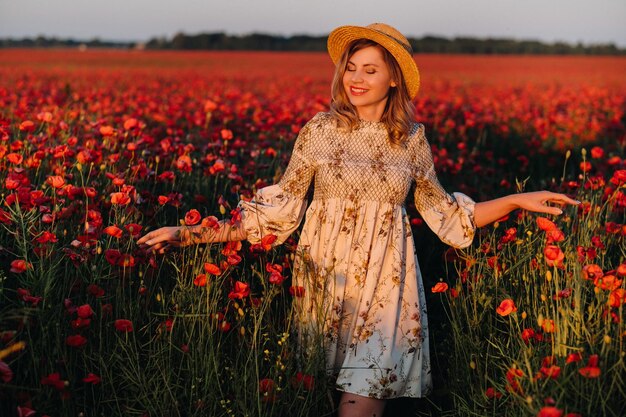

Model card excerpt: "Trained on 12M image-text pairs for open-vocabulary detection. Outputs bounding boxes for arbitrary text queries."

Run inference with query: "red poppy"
[87,284,105,298]
[201,215,220,229]
[104,249,121,266]
[485,387,502,399]
[0,361,13,383]
[220,129,233,140]
[536,217,557,231]
[103,225,123,238]
[77,304,94,319]
[82,373,102,384]
[293,372,315,391]
[110,192,130,205]
[66,334,87,348]
[46,175,65,189]
[496,298,517,316]
[7,153,23,164]
[608,288,625,308]
[35,231,57,244]
[594,274,622,291]
[582,264,603,280]
[203,262,221,275]
[578,354,601,378]
[260,234,277,251]
[124,118,138,130]
[41,372,66,390]
[194,274,208,287]
[10,259,31,273]
[158,195,169,205]
[541,319,555,333]
[184,209,201,226]
[565,352,582,364]
[228,281,250,299]
[99,125,114,136]
[544,245,565,268]
[114,319,134,332]
[125,223,143,237]
[537,406,563,417]
[258,378,276,402]
[19,120,35,131]
[431,282,449,293]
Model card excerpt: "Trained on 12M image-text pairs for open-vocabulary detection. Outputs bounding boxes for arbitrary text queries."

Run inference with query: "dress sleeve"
[238,115,318,246]
[411,124,476,248]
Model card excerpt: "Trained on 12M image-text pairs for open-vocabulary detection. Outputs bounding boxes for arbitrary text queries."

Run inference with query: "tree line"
[2,32,624,55]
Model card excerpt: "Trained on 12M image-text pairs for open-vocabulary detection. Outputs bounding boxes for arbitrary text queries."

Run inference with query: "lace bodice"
[278,112,453,211]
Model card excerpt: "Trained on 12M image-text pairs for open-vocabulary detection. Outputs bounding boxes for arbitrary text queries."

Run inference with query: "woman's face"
[342,45,396,121]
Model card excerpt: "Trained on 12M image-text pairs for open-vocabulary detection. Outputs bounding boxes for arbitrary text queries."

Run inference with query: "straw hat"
[327,23,420,99]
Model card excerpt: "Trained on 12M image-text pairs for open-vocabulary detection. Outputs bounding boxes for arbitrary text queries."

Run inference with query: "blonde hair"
[328,39,416,146]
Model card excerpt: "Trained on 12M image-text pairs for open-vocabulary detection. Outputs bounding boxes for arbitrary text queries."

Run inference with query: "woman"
[138,23,579,417]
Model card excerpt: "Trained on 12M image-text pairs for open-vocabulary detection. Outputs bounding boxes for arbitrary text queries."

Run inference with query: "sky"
[1,0,625,47]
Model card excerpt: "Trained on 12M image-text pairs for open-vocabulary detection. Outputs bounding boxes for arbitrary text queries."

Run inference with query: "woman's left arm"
[473,191,580,228]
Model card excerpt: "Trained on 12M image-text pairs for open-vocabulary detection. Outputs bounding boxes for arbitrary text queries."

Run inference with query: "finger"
[137,232,155,245]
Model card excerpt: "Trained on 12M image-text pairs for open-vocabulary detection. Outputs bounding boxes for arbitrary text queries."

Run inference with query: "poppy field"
[0,49,625,417]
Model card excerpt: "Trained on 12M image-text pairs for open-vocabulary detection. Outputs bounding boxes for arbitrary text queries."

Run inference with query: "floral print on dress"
[239,112,475,399]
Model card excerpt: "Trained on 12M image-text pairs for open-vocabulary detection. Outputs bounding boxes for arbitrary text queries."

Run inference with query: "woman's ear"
[390,81,397,87]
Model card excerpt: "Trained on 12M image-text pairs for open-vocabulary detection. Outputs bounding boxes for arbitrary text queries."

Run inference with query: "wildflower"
[201,215,220,229]
[125,223,143,237]
[537,406,563,417]
[544,245,564,268]
[539,357,561,380]
[87,284,105,298]
[184,209,201,226]
[0,361,13,382]
[582,264,603,280]
[565,352,582,364]
[41,372,66,390]
[114,319,134,332]
[262,234,277,250]
[110,192,130,205]
[203,262,221,275]
[608,288,625,308]
[536,216,557,231]
[194,274,208,287]
[496,298,517,316]
[220,129,233,140]
[82,373,102,384]
[293,372,315,391]
[10,259,31,273]
[65,334,87,348]
[594,274,622,291]
[541,319,555,333]
[578,354,601,378]
[228,281,250,299]
[258,378,276,402]
[17,406,36,417]
[103,225,123,238]
[485,387,502,399]
[505,366,524,394]
[99,125,114,136]
[123,118,138,130]
[46,175,65,189]
[431,282,449,293]
[77,304,94,319]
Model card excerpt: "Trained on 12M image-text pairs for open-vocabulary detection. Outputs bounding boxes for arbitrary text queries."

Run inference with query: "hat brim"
[327,25,420,99]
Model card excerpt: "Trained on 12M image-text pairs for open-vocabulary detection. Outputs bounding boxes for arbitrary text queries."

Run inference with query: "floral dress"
[239,112,476,399]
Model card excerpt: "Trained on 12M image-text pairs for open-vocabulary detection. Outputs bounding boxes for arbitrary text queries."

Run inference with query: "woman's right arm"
[137,220,246,254]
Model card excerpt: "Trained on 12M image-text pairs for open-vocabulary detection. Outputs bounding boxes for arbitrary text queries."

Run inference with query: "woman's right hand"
[137,226,190,254]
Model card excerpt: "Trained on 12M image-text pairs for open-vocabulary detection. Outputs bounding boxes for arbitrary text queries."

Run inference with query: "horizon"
[1,0,625,48]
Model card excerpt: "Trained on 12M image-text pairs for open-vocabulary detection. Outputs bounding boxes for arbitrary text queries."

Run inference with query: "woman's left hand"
[515,191,580,215]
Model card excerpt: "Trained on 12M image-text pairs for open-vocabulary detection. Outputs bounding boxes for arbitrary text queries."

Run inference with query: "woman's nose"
[350,70,363,83]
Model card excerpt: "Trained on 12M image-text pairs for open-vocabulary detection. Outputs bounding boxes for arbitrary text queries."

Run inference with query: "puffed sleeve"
[238,115,318,246]
[411,124,476,248]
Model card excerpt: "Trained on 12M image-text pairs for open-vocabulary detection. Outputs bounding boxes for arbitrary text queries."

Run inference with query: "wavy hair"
[328,39,415,146]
